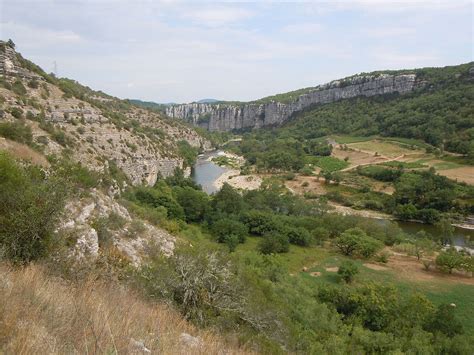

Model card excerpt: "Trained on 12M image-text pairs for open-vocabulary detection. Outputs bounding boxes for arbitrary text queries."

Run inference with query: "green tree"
[435,217,454,246]
[338,260,359,283]
[174,186,209,222]
[212,183,244,215]
[211,218,248,244]
[425,304,464,337]
[284,226,312,246]
[436,249,463,273]
[258,231,290,254]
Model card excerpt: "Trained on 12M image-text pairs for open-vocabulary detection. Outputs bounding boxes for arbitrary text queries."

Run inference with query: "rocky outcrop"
[0,40,41,80]
[59,190,175,265]
[166,73,418,131]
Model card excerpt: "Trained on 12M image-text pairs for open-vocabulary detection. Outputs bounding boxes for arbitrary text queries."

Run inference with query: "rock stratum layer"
[166,73,418,131]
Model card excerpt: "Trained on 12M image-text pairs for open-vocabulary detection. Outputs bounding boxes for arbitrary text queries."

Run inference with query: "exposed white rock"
[58,190,175,264]
[179,333,203,348]
[73,226,99,259]
[166,73,418,131]
[129,338,151,353]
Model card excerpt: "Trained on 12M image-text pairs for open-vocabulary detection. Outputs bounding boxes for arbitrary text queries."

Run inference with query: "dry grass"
[0,138,49,167]
[0,263,252,354]
[347,140,421,159]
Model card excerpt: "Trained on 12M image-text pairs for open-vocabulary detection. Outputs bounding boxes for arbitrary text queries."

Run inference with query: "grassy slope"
[0,263,249,354]
[233,237,474,335]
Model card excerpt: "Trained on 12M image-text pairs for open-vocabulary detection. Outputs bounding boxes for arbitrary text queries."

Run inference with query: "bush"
[174,186,209,222]
[436,249,464,274]
[334,228,382,258]
[211,218,248,244]
[241,210,282,236]
[0,152,67,263]
[12,80,27,96]
[0,121,33,145]
[134,183,185,220]
[338,260,359,283]
[27,79,39,89]
[258,231,290,254]
[284,226,312,246]
[137,247,241,326]
[425,304,464,337]
[10,107,24,119]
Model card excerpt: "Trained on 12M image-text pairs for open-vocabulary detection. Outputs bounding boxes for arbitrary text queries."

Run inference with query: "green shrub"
[12,80,27,96]
[211,218,248,244]
[0,152,67,263]
[334,227,383,258]
[134,182,185,220]
[0,121,33,145]
[258,231,290,254]
[435,249,465,274]
[27,79,39,89]
[9,107,23,119]
[338,260,359,283]
[284,226,312,246]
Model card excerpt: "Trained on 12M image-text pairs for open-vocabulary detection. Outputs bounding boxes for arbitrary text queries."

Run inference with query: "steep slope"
[0,40,210,187]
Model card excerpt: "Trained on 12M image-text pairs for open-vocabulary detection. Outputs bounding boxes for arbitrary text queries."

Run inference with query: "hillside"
[166,63,474,156]
[0,40,210,187]
[1,39,473,355]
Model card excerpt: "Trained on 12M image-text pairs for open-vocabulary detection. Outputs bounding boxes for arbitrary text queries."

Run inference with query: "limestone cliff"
[0,40,210,186]
[166,73,417,131]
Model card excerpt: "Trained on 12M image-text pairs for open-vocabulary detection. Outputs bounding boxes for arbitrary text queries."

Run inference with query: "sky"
[1,1,472,103]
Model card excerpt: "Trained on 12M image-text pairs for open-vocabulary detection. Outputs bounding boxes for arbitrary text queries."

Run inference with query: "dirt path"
[340,153,413,172]
[381,252,474,285]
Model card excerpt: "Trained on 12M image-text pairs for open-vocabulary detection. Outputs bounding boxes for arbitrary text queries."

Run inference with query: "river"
[193,151,473,247]
[192,150,229,194]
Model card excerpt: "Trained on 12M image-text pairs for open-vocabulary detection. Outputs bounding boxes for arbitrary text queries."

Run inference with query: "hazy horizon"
[1,0,472,103]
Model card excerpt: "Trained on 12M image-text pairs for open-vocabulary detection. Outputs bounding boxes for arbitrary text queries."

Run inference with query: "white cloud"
[362,27,416,38]
[372,49,440,68]
[180,7,254,27]
[282,23,323,34]
[0,21,85,48]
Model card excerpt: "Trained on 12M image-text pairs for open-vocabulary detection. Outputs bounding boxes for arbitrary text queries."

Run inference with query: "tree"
[338,260,359,283]
[174,186,209,222]
[211,218,248,244]
[413,234,436,261]
[436,249,463,274]
[212,183,243,215]
[258,231,290,254]
[435,217,454,246]
[357,237,383,258]
[425,304,464,337]
[284,226,312,246]
[394,203,417,220]
[335,228,363,256]
[241,210,282,236]
[135,183,185,220]
[335,228,382,258]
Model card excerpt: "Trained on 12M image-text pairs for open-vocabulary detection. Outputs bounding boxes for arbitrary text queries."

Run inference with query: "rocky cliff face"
[0,41,210,186]
[166,73,417,131]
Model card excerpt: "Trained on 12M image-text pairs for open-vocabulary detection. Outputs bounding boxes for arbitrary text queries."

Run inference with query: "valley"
[1,37,473,354]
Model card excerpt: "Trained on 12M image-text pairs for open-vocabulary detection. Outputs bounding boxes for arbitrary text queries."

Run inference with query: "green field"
[381,161,427,169]
[306,156,349,172]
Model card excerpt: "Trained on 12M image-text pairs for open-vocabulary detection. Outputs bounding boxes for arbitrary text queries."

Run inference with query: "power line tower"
[53,61,58,77]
